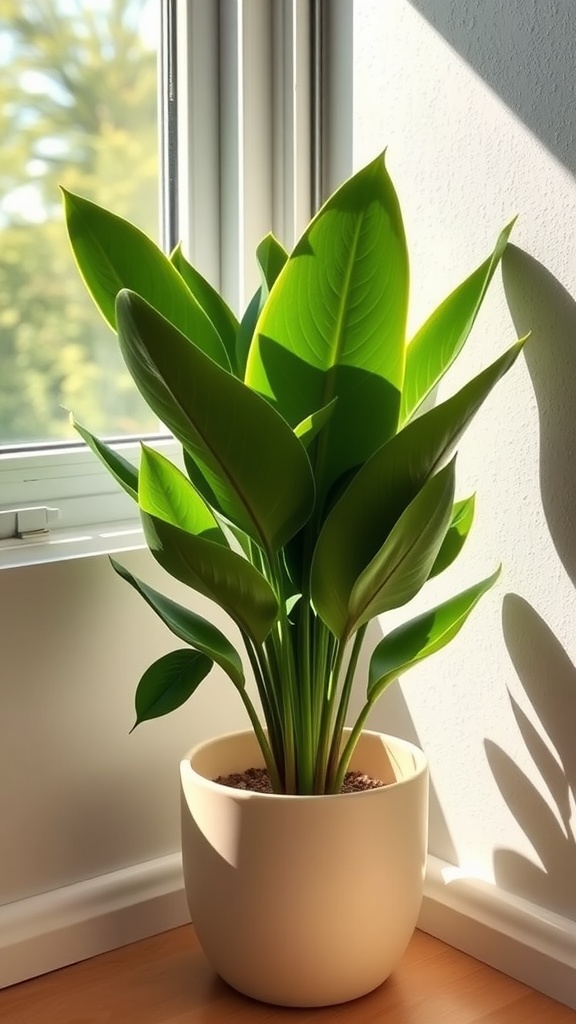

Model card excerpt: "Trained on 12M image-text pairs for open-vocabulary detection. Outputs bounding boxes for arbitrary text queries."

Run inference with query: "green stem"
[236,686,283,792]
[332,699,374,793]
[243,637,283,779]
[313,637,345,793]
[296,594,315,793]
[269,551,299,793]
[325,625,367,792]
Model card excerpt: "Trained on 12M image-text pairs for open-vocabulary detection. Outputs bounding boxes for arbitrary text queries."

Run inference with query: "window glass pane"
[0,0,159,445]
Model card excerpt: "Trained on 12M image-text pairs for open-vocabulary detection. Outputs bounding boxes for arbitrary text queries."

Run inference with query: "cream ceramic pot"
[180,728,428,1008]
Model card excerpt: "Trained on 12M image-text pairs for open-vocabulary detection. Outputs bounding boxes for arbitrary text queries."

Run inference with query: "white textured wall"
[350,0,576,920]
[0,551,247,907]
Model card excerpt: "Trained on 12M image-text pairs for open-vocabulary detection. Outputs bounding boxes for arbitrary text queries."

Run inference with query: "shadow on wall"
[348,621,459,866]
[489,595,576,920]
[503,244,576,585]
[408,0,576,174]
[496,239,576,917]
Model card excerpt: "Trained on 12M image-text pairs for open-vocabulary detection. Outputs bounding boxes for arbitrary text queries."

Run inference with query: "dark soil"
[213,767,386,794]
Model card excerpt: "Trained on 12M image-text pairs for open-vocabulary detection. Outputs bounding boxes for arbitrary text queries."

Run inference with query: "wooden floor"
[1,926,574,1024]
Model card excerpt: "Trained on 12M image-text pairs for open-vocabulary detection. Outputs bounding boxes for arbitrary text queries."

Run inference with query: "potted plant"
[63,153,524,1007]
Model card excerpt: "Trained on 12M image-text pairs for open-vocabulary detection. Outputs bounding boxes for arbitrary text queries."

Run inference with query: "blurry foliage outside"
[0,0,159,444]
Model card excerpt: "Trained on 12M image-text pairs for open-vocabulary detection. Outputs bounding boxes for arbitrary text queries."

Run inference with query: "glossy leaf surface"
[63,190,229,369]
[171,242,239,372]
[401,220,515,424]
[139,445,223,544]
[132,649,213,729]
[72,416,138,501]
[246,153,409,499]
[311,340,525,637]
[294,399,338,449]
[429,495,475,579]
[116,290,315,552]
[110,559,245,686]
[141,511,279,643]
[236,233,289,377]
[346,459,456,635]
[368,568,501,700]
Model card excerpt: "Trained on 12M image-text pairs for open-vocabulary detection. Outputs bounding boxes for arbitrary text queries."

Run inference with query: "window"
[0,0,316,564]
[0,0,160,445]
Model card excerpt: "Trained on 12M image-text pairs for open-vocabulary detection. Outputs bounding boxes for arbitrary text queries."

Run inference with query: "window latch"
[0,506,62,540]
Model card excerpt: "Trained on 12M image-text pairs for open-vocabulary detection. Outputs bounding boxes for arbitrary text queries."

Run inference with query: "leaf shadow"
[347,620,460,866]
[487,594,576,918]
[502,244,576,586]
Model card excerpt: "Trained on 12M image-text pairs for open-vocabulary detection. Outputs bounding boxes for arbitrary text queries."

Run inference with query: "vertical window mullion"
[272,0,313,247]
[218,0,313,315]
[175,0,221,288]
[218,1,274,313]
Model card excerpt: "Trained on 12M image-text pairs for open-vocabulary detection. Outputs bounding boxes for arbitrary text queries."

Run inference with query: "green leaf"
[180,450,253,557]
[131,649,213,730]
[62,189,230,370]
[257,232,290,292]
[115,289,315,553]
[139,445,224,544]
[236,233,289,377]
[294,398,338,448]
[429,495,475,579]
[110,559,245,687]
[141,511,279,644]
[245,153,409,501]
[346,459,456,635]
[236,288,262,381]
[311,339,525,638]
[401,220,515,424]
[170,242,239,373]
[181,449,226,517]
[72,416,138,501]
[367,567,501,701]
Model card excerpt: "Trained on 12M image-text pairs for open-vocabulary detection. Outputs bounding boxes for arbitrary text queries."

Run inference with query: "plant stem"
[243,636,283,779]
[325,624,367,792]
[270,551,299,793]
[332,698,374,793]
[313,637,346,793]
[295,593,315,794]
[236,686,283,792]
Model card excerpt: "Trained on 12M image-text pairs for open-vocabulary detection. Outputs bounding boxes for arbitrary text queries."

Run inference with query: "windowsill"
[0,519,146,571]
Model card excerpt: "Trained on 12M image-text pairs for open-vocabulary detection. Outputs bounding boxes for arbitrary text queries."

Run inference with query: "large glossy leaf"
[245,153,409,500]
[115,289,315,553]
[311,339,525,637]
[367,568,501,701]
[346,459,456,636]
[72,416,138,501]
[63,190,230,369]
[141,511,279,643]
[401,220,515,425]
[429,495,475,579]
[139,445,224,544]
[131,649,213,730]
[236,233,289,377]
[110,559,245,687]
[171,243,239,373]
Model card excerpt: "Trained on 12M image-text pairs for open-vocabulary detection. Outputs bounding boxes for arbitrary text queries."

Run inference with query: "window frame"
[0,0,317,568]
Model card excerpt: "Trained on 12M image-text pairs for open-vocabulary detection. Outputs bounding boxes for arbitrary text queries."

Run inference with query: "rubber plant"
[63,153,525,795]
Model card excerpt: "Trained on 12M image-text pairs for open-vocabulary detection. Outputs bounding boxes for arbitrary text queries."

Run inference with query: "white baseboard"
[2,851,575,1010]
[0,854,190,989]
[419,854,576,1010]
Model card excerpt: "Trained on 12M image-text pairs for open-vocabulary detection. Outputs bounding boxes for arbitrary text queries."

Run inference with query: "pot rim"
[180,728,428,802]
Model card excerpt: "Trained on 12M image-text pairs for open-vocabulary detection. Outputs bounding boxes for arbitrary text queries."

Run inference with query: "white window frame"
[0,0,317,569]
